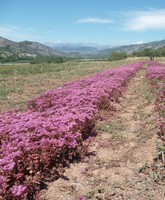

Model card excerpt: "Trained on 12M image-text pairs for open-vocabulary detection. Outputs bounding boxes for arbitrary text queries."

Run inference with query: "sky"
[1,0,165,46]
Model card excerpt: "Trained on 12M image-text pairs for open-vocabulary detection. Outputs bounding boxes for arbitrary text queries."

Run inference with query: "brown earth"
[40,66,165,200]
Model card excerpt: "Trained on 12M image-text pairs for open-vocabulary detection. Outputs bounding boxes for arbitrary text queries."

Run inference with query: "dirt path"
[41,67,165,200]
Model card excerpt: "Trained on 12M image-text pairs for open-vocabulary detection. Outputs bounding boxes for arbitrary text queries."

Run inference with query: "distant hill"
[0,37,15,47]
[48,40,165,58]
[99,40,165,58]
[46,39,165,58]
[1,36,165,60]
[0,37,63,59]
[46,43,101,57]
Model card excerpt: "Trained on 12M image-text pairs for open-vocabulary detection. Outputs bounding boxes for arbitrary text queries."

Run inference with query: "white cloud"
[125,9,165,31]
[0,25,43,41]
[119,40,128,44]
[77,17,113,24]
[25,28,34,31]
[133,41,144,44]
[0,26,20,35]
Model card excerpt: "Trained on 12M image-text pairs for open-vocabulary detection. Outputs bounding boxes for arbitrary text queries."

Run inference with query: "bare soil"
[41,67,165,200]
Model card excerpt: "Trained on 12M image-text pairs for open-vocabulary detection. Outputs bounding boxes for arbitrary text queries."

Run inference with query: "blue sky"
[1,0,165,45]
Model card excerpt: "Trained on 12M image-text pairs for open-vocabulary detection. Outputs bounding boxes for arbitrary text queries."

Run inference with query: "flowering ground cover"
[41,64,165,200]
[146,61,165,134]
[0,62,143,199]
[0,60,137,113]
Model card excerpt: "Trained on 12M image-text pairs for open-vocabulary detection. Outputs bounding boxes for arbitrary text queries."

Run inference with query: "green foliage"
[98,124,113,133]
[0,45,11,52]
[0,63,67,76]
[108,51,128,61]
[20,41,33,45]
[138,163,149,173]
[0,87,17,99]
[142,49,157,60]
[0,55,35,63]
[145,89,153,104]
[30,56,64,64]
[132,47,165,60]
[0,54,65,64]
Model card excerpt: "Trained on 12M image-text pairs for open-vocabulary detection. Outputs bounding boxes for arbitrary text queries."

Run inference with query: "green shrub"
[108,52,128,61]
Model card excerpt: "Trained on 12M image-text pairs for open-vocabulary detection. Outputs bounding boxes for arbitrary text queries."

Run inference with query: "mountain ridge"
[46,39,165,58]
[99,39,165,57]
[1,36,165,59]
[0,37,63,59]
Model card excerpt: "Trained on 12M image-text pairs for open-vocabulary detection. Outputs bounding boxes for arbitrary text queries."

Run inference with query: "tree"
[142,48,156,60]
[159,47,165,57]
[108,52,128,61]
[131,48,161,60]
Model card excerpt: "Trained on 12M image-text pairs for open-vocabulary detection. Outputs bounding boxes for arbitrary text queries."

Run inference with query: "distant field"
[0,59,146,113]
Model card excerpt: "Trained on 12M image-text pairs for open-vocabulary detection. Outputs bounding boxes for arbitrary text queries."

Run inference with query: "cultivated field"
[0,60,142,113]
[1,58,165,200]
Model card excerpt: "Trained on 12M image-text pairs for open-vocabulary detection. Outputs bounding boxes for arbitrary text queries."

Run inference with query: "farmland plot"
[1,60,165,200]
[41,62,165,200]
[0,62,144,199]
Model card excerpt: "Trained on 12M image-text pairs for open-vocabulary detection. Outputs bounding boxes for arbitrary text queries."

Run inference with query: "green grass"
[145,89,153,104]
[0,87,15,99]
[0,63,66,76]
[0,59,145,113]
[98,124,114,133]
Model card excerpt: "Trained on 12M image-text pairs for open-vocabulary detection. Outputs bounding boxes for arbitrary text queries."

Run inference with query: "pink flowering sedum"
[10,185,26,197]
[146,61,165,134]
[0,62,143,199]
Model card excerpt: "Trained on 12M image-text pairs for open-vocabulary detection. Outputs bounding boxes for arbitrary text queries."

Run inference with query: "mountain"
[1,36,165,60]
[45,39,165,58]
[46,43,101,57]
[0,37,63,59]
[99,40,165,58]
[0,37,15,47]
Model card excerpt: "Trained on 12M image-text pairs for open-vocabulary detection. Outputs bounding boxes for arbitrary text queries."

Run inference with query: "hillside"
[99,40,165,58]
[47,39,165,58]
[47,43,101,58]
[0,37,63,59]
[1,36,165,59]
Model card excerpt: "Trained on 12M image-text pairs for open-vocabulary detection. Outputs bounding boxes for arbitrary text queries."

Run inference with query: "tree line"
[108,47,165,61]
[0,55,64,64]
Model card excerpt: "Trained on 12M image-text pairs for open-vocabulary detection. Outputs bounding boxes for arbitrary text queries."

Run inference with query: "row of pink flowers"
[146,61,165,134]
[0,62,143,199]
